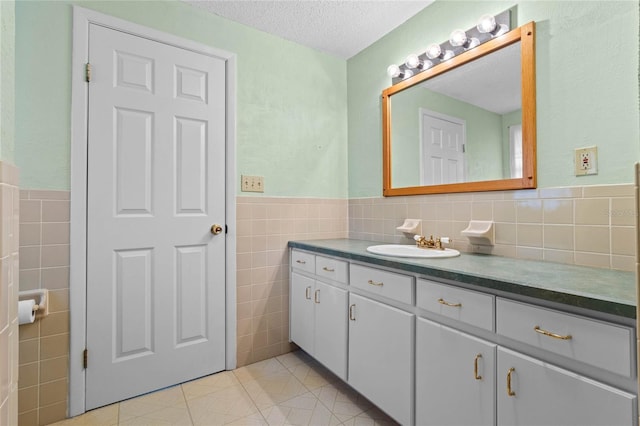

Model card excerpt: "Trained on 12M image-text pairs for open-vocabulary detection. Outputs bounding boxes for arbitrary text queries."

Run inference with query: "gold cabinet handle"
[305,286,311,300]
[474,354,482,380]
[322,266,335,272]
[210,224,223,235]
[438,298,462,308]
[296,259,306,265]
[314,290,320,304]
[534,326,572,340]
[349,304,356,321]
[367,279,384,287]
[507,368,516,396]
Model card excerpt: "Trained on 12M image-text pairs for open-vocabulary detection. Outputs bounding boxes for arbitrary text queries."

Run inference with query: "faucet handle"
[440,237,451,244]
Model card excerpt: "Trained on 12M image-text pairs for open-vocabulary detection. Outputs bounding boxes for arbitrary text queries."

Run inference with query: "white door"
[86,24,227,409]
[420,109,466,185]
[416,318,496,426]
[348,294,414,425]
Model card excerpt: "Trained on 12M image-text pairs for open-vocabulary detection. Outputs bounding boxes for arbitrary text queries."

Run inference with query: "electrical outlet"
[241,175,264,193]
[574,146,598,176]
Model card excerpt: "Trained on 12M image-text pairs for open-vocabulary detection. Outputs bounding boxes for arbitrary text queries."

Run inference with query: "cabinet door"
[497,347,637,426]
[416,318,496,426]
[314,281,348,380]
[348,293,414,426]
[290,272,315,355]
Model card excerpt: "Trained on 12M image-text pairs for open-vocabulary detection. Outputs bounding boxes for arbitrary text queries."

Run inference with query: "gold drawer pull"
[349,304,356,321]
[534,326,572,340]
[474,354,482,380]
[296,260,306,265]
[314,290,320,304]
[305,286,311,300]
[438,298,462,308]
[367,279,384,287]
[322,266,335,272]
[507,368,516,396]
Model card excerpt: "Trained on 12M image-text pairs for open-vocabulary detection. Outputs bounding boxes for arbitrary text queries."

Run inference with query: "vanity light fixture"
[386,64,413,79]
[425,43,454,61]
[405,53,434,71]
[449,29,480,50]
[477,14,509,37]
[386,9,512,84]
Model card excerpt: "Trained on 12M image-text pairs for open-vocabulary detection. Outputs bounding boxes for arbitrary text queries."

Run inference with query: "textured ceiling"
[183,0,434,59]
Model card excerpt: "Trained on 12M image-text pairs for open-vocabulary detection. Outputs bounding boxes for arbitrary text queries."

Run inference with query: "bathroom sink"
[366,244,460,258]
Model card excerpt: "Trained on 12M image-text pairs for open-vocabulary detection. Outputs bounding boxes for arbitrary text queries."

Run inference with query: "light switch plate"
[241,175,264,192]
[574,146,598,176]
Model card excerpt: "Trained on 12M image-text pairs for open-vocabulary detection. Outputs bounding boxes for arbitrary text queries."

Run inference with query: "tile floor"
[50,351,398,426]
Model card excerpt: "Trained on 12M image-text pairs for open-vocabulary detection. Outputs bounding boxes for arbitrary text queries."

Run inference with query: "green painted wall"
[15,0,348,197]
[347,1,640,197]
[1,0,15,163]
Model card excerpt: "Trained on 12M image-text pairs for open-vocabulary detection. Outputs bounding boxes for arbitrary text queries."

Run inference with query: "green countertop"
[288,239,637,319]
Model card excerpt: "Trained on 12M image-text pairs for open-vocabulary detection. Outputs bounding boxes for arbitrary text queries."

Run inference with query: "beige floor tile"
[224,413,269,425]
[119,404,193,425]
[48,404,119,425]
[119,386,186,422]
[288,361,340,391]
[234,358,289,382]
[182,371,241,400]
[241,370,308,410]
[275,351,314,371]
[340,407,399,426]
[187,384,259,425]
[260,392,342,426]
[310,383,372,421]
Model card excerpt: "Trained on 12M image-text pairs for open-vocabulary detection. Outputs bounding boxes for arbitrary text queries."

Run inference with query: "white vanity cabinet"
[497,347,637,426]
[290,251,348,380]
[496,298,637,426]
[416,318,496,426]
[416,280,496,426]
[348,293,414,426]
[289,244,638,426]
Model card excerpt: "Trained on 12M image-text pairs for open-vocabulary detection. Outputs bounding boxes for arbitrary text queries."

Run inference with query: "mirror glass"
[383,23,536,196]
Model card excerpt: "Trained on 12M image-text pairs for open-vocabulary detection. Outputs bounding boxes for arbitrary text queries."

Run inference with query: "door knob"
[210,224,223,235]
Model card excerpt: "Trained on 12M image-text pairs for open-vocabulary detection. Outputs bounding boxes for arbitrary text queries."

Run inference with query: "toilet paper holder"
[19,289,49,317]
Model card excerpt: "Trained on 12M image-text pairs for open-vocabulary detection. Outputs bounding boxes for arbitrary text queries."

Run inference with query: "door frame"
[69,6,237,416]
[418,108,467,185]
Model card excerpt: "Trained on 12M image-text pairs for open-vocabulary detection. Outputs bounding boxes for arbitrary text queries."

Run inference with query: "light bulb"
[423,60,434,70]
[449,29,468,47]
[477,14,497,34]
[387,64,401,78]
[425,43,442,60]
[402,69,414,79]
[405,54,421,69]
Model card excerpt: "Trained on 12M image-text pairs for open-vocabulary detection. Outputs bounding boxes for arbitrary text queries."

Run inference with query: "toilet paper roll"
[18,299,36,325]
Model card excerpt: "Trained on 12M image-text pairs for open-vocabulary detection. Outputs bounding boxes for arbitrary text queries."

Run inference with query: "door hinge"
[85,63,92,82]
[225,224,228,234]
[83,349,88,369]
[462,144,466,153]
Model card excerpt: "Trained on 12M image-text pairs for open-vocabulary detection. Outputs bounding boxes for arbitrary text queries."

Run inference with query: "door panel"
[421,109,465,185]
[86,23,227,409]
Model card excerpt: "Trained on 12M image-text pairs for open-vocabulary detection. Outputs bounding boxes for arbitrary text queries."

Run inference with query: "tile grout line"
[179,382,196,426]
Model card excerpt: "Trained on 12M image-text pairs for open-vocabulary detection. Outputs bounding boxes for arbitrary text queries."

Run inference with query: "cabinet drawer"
[417,280,494,331]
[350,264,413,304]
[315,255,348,284]
[496,298,634,377]
[291,250,315,274]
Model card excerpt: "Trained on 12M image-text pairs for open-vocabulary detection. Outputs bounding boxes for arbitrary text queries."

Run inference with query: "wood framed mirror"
[382,22,536,196]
